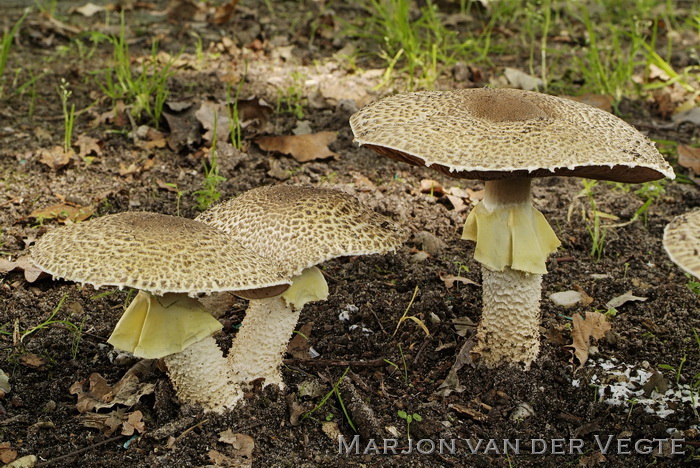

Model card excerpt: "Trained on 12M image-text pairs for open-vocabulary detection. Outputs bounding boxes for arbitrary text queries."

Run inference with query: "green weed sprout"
[397,410,422,440]
[276,70,305,119]
[93,11,176,128]
[393,285,429,337]
[193,112,226,211]
[0,11,28,98]
[301,367,357,432]
[578,179,606,260]
[20,293,84,359]
[227,60,248,150]
[686,275,700,295]
[58,79,75,154]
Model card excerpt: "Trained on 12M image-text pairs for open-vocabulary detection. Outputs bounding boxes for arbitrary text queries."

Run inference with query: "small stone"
[549,290,583,308]
[510,402,535,421]
[414,231,447,255]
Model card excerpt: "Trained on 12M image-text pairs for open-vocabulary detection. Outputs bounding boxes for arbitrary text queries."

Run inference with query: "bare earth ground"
[0,1,699,467]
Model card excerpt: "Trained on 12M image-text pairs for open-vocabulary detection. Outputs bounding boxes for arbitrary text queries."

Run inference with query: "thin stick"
[35,435,126,467]
[283,358,385,367]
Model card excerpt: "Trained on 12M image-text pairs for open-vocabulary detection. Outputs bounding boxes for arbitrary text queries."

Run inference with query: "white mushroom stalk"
[108,290,243,411]
[228,266,328,388]
[163,335,242,411]
[350,88,675,369]
[30,212,290,413]
[197,185,407,390]
[462,178,560,368]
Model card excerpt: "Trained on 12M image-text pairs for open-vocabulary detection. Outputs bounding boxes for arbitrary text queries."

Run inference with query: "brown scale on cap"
[31,212,289,296]
[350,88,674,184]
[196,185,407,277]
[663,209,700,279]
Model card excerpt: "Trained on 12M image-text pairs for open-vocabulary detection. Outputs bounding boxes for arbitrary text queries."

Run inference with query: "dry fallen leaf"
[446,194,468,212]
[450,403,488,421]
[195,101,231,144]
[604,291,648,309]
[74,2,104,17]
[504,67,543,91]
[156,179,179,192]
[19,353,46,369]
[256,131,339,162]
[75,135,103,158]
[678,144,700,174]
[70,372,156,413]
[419,179,445,195]
[29,203,94,224]
[237,97,273,129]
[568,312,611,366]
[80,409,146,436]
[121,410,146,436]
[287,322,313,360]
[0,441,18,464]
[466,187,485,202]
[439,273,479,289]
[0,256,47,283]
[38,146,75,170]
[209,431,254,468]
[210,0,239,25]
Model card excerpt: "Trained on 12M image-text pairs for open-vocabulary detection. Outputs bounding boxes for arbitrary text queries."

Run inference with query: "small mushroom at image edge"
[663,209,700,279]
[31,212,290,412]
[197,185,407,389]
[350,87,675,369]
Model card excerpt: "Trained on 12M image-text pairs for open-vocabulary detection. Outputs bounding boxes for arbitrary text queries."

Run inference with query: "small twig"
[412,337,431,365]
[554,256,576,262]
[283,358,385,367]
[368,304,387,335]
[35,435,126,467]
[172,419,208,445]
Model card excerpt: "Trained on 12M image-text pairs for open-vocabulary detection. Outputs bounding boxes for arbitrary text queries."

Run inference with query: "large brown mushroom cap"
[196,185,407,277]
[31,212,290,296]
[663,209,700,278]
[350,88,674,183]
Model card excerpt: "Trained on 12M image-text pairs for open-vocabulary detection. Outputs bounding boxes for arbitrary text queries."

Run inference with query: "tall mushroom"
[350,88,675,368]
[663,209,700,279]
[196,185,407,388]
[31,212,290,411]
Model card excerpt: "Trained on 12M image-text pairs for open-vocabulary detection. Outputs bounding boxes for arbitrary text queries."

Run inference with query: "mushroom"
[196,185,407,388]
[663,209,700,279]
[350,88,675,368]
[31,212,290,411]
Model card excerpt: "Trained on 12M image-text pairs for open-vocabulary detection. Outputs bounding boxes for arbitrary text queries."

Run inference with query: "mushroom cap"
[31,212,290,296]
[350,88,675,184]
[663,209,700,278]
[196,185,407,277]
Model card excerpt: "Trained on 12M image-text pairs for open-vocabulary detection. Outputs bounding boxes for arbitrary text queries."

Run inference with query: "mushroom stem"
[228,296,299,389]
[482,177,532,207]
[470,266,542,368]
[163,335,243,412]
[228,266,328,389]
[463,177,560,368]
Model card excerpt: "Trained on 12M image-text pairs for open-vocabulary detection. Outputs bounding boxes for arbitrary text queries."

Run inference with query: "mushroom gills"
[107,290,223,359]
[228,266,328,388]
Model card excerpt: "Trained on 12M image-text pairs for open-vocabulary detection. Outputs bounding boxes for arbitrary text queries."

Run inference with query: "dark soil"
[1,1,699,467]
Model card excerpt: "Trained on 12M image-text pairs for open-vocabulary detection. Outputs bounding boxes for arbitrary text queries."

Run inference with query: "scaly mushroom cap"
[31,212,290,296]
[196,185,407,277]
[663,209,700,279]
[350,88,674,183]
